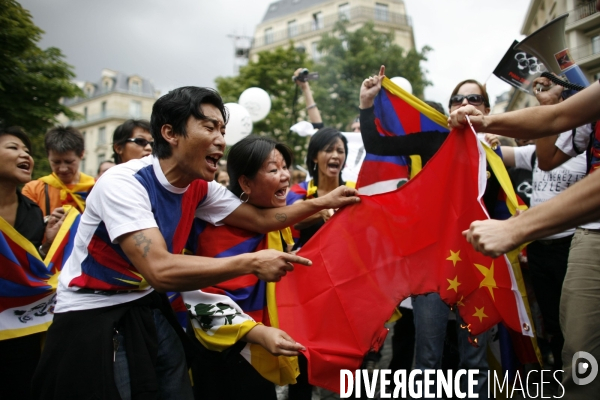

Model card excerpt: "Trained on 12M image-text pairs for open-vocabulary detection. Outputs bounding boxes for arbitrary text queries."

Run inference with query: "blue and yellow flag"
[357,77,449,194]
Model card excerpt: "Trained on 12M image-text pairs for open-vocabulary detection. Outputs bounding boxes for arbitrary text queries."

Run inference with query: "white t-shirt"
[548,125,600,230]
[56,155,241,312]
[514,145,587,238]
[554,124,592,158]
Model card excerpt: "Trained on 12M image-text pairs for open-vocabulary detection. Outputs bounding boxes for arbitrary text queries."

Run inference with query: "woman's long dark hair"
[306,127,348,187]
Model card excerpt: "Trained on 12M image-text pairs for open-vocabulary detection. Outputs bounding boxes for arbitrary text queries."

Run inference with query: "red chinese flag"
[275,127,532,393]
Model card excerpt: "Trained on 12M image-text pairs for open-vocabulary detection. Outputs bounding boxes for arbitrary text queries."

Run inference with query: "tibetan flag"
[182,220,299,386]
[276,125,534,394]
[44,205,81,281]
[356,77,449,195]
[0,206,80,340]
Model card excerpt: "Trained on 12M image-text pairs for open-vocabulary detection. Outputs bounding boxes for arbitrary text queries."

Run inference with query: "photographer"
[293,68,324,129]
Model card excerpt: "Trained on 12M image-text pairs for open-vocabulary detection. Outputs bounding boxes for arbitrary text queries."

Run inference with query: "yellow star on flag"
[456,295,465,307]
[447,276,461,293]
[446,250,462,267]
[475,261,497,300]
[473,306,488,323]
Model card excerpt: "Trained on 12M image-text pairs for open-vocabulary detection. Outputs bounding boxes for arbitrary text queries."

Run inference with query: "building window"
[82,131,86,145]
[311,42,322,61]
[375,3,389,21]
[593,35,600,55]
[98,126,106,146]
[265,27,273,44]
[288,20,298,38]
[83,107,88,120]
[339,3,350,20]
[101,101,107,118]
[102,79,111,93]
[130,80,141,93]
[313,12,323,30]
[130,100,142,118]
[97,154,105,170]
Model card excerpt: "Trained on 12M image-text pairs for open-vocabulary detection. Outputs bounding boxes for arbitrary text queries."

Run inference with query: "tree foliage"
[215,45,313,166]
[312,21,431,130]
[215,21,431,168]
[0,0,82,176]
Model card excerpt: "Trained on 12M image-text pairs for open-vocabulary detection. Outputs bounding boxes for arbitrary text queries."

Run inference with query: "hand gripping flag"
[0,206,80,340]
[356,78,450,194]
[275,125,534,394]
[182,220,299,386]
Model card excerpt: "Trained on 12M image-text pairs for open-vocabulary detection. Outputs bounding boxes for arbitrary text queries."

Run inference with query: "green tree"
[312,21,432,130]
[215,44,313,166]
[0,0,82,176]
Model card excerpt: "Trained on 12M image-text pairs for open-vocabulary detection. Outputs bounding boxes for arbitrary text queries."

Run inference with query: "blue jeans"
[114,309,193,400]
[413,293,489,399]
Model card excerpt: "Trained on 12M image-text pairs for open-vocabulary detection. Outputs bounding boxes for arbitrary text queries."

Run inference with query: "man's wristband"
[306,103,317,111]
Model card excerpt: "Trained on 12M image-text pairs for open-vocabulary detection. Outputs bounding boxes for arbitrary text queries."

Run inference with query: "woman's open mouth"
[274,187,288,199]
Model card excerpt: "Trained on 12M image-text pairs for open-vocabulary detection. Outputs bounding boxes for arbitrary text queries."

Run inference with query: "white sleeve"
[555,124,592,157]
[92,170,158,242]
[194,181,241,226]
[513,145,535,171]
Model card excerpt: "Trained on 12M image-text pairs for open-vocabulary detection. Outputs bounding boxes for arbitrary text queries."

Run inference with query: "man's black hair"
[45,126,84,157]
[150,87,228,159]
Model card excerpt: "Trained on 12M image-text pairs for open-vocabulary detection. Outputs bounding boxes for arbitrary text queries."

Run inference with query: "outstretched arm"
[449,81,600,139]
[294,68,322,125]
[464,170,600,257]
[118,228,313,292]
[222,185,359,234]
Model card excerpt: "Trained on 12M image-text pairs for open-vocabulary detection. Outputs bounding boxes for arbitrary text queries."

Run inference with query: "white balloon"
[390,76,413,94]
[224,103,253,146]
[238,87,271,122]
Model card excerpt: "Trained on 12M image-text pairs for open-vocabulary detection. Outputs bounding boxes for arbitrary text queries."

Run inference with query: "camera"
[293,68,320,83]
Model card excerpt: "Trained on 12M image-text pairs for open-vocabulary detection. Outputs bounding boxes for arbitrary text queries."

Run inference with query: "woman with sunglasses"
[112,119,153,164]
[359,66,501,399]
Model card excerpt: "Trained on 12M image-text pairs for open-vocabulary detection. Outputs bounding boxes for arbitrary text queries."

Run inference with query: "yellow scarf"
[39,172,95,213]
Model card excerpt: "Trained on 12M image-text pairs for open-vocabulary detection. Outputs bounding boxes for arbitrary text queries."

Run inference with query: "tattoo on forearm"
[133,232,152,258]
[275,213,287,222]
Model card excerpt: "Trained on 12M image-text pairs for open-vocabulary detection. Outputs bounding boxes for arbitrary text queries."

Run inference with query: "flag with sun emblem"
[276,123,534,394]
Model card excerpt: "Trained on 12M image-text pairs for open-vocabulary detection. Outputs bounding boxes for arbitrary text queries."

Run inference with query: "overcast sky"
[20,0,531,112]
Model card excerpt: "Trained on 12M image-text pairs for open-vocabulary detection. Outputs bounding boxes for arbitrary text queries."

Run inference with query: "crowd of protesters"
[3,5,600,396]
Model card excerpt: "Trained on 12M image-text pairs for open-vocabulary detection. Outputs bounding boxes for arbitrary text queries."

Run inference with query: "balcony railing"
[62,87,155,106]
[569,40,600,62]
[567,1,598,24]
[67,110,152,128]
[253,6,412,48]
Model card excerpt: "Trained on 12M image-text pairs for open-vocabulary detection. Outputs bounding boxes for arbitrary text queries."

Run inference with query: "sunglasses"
[449,94,485,107]
[126,138,154,147]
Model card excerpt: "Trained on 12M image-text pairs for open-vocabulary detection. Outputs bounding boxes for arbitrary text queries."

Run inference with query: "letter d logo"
[572,351,598,386]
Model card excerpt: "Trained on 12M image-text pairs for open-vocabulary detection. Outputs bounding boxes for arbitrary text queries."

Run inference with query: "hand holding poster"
[493,40,547,95]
